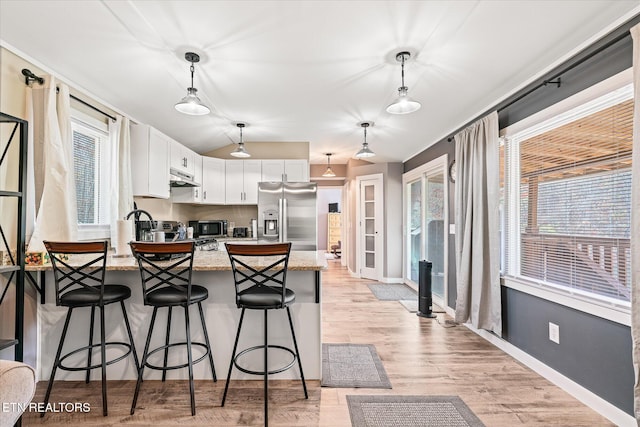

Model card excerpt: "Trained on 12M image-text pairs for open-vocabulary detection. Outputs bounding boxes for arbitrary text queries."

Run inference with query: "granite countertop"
[25,250,328,272]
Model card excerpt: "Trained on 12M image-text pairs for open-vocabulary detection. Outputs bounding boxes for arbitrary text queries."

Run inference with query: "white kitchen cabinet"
[169,139,197,176]
[225,160,262,204]
[261,159,309,182]
[201,156,225,204]
[130,124,170,198]
[171,155,203,204]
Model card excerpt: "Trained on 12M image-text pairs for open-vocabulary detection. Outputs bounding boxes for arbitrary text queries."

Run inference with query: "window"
[502,79,632,311]
[71,110,111,239]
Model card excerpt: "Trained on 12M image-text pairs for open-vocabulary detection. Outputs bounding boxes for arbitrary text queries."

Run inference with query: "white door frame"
[401,155,449,308]
[356,173,384,281]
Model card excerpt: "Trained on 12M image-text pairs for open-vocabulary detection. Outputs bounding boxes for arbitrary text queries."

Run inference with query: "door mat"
[321,343,391,388]
[367,283,417,301]
[347,395,486,427]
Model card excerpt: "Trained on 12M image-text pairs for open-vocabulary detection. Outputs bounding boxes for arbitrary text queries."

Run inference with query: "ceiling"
[1,1,638,165]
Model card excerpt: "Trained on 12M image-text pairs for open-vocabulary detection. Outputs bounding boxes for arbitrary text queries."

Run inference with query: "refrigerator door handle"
[278,197,283,243]
[283,198,288,242]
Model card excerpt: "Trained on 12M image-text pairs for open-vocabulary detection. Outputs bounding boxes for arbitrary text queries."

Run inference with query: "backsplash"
[133,197,258,232]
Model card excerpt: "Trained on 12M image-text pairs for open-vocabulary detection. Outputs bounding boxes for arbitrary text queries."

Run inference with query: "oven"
[188,220,228,238]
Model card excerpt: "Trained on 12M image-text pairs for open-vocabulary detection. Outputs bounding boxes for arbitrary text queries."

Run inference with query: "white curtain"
[630,22,640,425]
[454,111,501,335]
[26,77,77,252]
[109,115,134,249]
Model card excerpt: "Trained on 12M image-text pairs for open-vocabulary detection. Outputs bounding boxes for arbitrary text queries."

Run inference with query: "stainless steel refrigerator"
[257,182,317,250]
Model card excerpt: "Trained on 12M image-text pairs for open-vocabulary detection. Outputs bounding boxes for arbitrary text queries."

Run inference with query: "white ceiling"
[1,1,638,165]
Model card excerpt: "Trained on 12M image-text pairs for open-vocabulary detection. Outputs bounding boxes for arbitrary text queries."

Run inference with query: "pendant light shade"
[175,52,210,116]
[230,123,251,158]
[386,51,421,115]
[322,153,336,177]
[355,122,375,159]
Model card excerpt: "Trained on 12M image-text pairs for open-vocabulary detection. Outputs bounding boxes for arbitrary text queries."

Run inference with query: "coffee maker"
[125,208,156,242]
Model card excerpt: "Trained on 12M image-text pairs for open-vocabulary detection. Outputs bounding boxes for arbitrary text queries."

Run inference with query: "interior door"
[359,176,383,281]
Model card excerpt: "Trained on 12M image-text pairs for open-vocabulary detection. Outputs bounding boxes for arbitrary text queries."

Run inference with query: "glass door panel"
[408,179,422,283]
[425,173,445,299]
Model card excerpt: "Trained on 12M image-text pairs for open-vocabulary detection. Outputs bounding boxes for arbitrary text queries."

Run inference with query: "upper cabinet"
[131,124,170,199]
[261,159,309,182]
[225,160,262,204]
[170,139,197,176]
[201,156,226,204]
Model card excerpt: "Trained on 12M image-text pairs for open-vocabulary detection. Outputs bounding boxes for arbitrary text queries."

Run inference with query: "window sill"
[77,224,110,241]
[501,276,631,327]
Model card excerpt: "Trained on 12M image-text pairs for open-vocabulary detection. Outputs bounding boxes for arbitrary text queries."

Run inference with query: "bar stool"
[129,241,216,416]
[42,240,139,417]
[221,242,307,426]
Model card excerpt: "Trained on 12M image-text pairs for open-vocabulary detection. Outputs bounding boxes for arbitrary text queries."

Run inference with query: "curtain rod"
[21,68,117,122]
[445,13,640,142]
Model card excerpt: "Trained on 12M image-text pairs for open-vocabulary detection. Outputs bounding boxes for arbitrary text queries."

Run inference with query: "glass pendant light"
[386,51,421,115]
[322,153,336,177]
[175,52,210,116]
[355,122,375,158]
[230,123,251,158]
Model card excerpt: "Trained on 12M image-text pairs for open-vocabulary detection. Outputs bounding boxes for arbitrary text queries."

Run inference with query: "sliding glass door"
[403,155,448,307]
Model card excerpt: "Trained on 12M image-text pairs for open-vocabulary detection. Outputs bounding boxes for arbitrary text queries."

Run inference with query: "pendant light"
[355,122,375,158]
[230,122,250,158]
[386,51,421,115]
[322,153,336,177]
[175,52,210,116]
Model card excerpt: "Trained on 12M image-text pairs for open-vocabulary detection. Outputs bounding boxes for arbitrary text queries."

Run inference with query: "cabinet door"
[169,139,185,172]
[284,159,309,182]
[261,160,285,182]
[131,125,169,199]
[243,160,262,204]
[148,132,170,198]
[183,146,197,176]
[202,157,225,204]
[225,160,245,204]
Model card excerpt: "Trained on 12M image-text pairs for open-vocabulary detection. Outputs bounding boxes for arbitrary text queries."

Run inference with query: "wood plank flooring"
[22,258,613,426]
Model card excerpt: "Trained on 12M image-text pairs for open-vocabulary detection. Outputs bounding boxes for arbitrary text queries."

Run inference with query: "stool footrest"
[145,342,210,371]
[233,344,297,376]
[58,342,133,372]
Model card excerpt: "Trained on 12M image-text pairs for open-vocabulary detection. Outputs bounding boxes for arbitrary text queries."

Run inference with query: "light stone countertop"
[25,250,328,272]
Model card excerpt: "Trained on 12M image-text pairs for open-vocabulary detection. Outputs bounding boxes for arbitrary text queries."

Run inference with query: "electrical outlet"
[549,322,560,344]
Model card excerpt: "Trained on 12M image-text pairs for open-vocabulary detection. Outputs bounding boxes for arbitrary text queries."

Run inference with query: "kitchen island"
[27,250,327,382]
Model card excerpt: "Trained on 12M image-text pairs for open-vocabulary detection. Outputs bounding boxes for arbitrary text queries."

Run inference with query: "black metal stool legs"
[99,306,108,416]
[162,306,172,382]
[184,304,196,416]
[120,301,140,374]
[41,307,73,418]
[131,306,158,415]
[286,306,308,399]
[221,308,246,406]
[197,301,217,382]
[264,309,269,427]
[86,306,95,384]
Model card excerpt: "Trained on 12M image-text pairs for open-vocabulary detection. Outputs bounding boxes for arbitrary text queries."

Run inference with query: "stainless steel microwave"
[188,220,228,238]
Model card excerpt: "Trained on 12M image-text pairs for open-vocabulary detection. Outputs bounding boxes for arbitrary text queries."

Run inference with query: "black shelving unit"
[0,112,28,362]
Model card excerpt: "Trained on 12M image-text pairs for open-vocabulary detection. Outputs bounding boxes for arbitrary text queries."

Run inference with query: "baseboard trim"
[464,323,636,427]
[381,277,404,284]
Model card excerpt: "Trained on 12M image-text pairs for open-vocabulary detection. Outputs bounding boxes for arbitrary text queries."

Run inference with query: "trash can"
[417,260,437,318]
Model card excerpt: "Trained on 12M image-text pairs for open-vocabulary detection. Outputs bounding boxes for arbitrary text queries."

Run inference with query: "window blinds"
[504,84,632,302]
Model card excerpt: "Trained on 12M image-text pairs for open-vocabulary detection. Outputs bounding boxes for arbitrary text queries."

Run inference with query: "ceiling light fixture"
[230,122,251,158]
[386,51,421,115]
[322,153,336,177]
[175,52,210,116]
[355,122,375,159]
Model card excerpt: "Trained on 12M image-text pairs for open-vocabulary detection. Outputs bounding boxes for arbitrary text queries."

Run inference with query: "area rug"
[321,343,391,388]
[347,395,485,427]
[367,283,417,301]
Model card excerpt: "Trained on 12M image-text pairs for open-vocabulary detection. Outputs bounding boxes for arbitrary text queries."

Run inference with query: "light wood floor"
[22,259,614,426]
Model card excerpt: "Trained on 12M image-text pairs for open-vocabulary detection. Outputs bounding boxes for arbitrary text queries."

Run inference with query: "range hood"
[169,167,200,187]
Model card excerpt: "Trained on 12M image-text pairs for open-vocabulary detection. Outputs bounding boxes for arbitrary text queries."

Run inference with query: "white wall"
[317,187,341,251]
